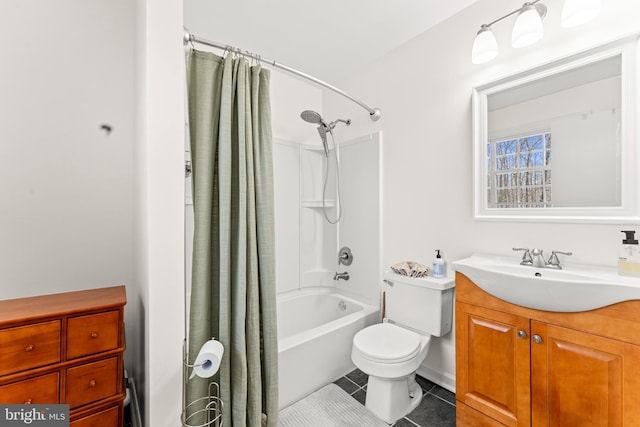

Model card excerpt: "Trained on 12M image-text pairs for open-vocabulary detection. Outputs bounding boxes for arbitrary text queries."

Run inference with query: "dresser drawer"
[0,320,61,376]
[71,405,120,427]
[65,357,118,408]
[67,311,119,359]
[0,372,59,404]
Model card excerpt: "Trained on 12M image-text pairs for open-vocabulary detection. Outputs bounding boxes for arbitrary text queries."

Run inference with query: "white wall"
[270,72,324,144]
[0,0,135,300]
[0,0,137,372]
[136,0,185,425]
[1,2,185,425]
[324,0,640,390]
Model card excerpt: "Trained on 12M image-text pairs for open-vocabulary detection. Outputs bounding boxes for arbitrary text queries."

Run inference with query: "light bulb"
[512,4,545,48]
[561,0,601,28]
[472,26,499,64]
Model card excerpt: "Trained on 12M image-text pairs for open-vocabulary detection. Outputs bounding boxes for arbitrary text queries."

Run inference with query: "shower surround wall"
[273,132,382,407]
[273,140,337,293]
[273,133,382,305]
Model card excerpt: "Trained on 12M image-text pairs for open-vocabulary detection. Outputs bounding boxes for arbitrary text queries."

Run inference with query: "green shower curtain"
[186,49,279,427]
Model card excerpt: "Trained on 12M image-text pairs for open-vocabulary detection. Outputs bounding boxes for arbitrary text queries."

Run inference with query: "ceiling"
[184,0,481,84]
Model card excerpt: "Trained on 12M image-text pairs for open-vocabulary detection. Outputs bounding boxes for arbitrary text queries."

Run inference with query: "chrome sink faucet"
[530,248,547,268]
[513,248,573,269]
[546,250,573,269]
[513,248,534,266]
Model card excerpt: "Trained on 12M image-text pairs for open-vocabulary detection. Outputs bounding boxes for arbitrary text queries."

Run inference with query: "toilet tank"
[383,270,455,337]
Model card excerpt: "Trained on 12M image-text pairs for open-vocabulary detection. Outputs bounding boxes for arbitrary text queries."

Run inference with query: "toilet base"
[365,373,423,424]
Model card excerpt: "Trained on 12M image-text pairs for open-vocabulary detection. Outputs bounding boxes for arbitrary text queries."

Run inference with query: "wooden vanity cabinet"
[0,286,126,426]
[456,302,531,426]
[455,272,640,427]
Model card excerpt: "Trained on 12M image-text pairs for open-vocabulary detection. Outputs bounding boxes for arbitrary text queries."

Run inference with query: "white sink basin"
[452,254,640,312]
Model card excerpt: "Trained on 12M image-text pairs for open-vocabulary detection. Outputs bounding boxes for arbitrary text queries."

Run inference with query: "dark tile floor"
[334,369,456,427]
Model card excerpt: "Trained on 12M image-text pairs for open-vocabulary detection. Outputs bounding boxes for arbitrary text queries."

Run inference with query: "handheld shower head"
[300,110,351,129]
[299,109,348,224]
[316,126,329,157]
[301,110,330,156]
[300,110,351,157]
[300,110,325,126]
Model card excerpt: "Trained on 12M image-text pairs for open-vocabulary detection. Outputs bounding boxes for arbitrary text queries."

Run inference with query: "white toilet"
[351,270,455,424]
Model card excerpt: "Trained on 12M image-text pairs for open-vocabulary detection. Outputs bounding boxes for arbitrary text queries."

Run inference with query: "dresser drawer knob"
[25,344,34,352]
[90,332,99,339]
[89,380,96,388]
[24,398,32,404]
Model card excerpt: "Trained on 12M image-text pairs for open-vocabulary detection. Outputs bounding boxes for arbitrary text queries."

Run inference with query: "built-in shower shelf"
[301,200,336,208]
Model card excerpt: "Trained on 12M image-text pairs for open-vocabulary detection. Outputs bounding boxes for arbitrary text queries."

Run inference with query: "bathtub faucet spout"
[334,271,350,281]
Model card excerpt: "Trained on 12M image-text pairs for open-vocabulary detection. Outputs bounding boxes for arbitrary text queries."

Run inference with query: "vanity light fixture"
[471,25,499,64]
[472,0,601,64]
[512,3,547,48]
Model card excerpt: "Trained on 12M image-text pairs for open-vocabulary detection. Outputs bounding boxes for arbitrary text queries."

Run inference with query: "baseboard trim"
[416,364,456,394]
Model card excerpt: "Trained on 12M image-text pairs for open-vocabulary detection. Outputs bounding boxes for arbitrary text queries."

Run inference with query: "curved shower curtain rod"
[183,28,382,121]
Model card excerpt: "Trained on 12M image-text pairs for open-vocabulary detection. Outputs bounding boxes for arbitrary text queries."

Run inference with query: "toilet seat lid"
[353,323,421,363]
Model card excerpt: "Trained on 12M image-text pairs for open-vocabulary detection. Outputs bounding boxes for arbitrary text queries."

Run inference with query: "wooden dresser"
[0,286,127,426]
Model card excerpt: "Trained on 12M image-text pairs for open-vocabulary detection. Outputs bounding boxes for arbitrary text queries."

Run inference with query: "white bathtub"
[277,288,379,409]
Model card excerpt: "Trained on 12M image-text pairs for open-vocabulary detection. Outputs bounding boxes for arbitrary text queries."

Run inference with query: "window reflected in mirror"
[487,55,621,209]
[487,131,552,208]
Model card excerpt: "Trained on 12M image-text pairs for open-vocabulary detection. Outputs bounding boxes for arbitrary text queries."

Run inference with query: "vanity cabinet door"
[530,321,640,427]
[456,302,531,427]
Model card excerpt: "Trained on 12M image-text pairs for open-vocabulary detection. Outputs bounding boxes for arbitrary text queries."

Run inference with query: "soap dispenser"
[618,230,640,277]
[432,250,445,279]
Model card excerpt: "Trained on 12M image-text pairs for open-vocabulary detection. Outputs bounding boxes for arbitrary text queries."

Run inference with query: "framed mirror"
[472,36,639,223]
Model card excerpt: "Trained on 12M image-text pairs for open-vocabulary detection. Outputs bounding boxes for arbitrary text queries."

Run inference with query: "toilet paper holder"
[188,339,224,381]
[181,340,224,427]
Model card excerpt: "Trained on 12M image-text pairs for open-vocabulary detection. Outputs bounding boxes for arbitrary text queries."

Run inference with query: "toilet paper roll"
[189,339,224,380]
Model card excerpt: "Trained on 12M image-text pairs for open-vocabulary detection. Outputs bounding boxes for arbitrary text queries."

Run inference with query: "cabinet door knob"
[90,332,99,339]
[517,330,528,339]
[89,380,96,388]
[24,344,34,352]
[24,398,32,404]
[532,334,543,344]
